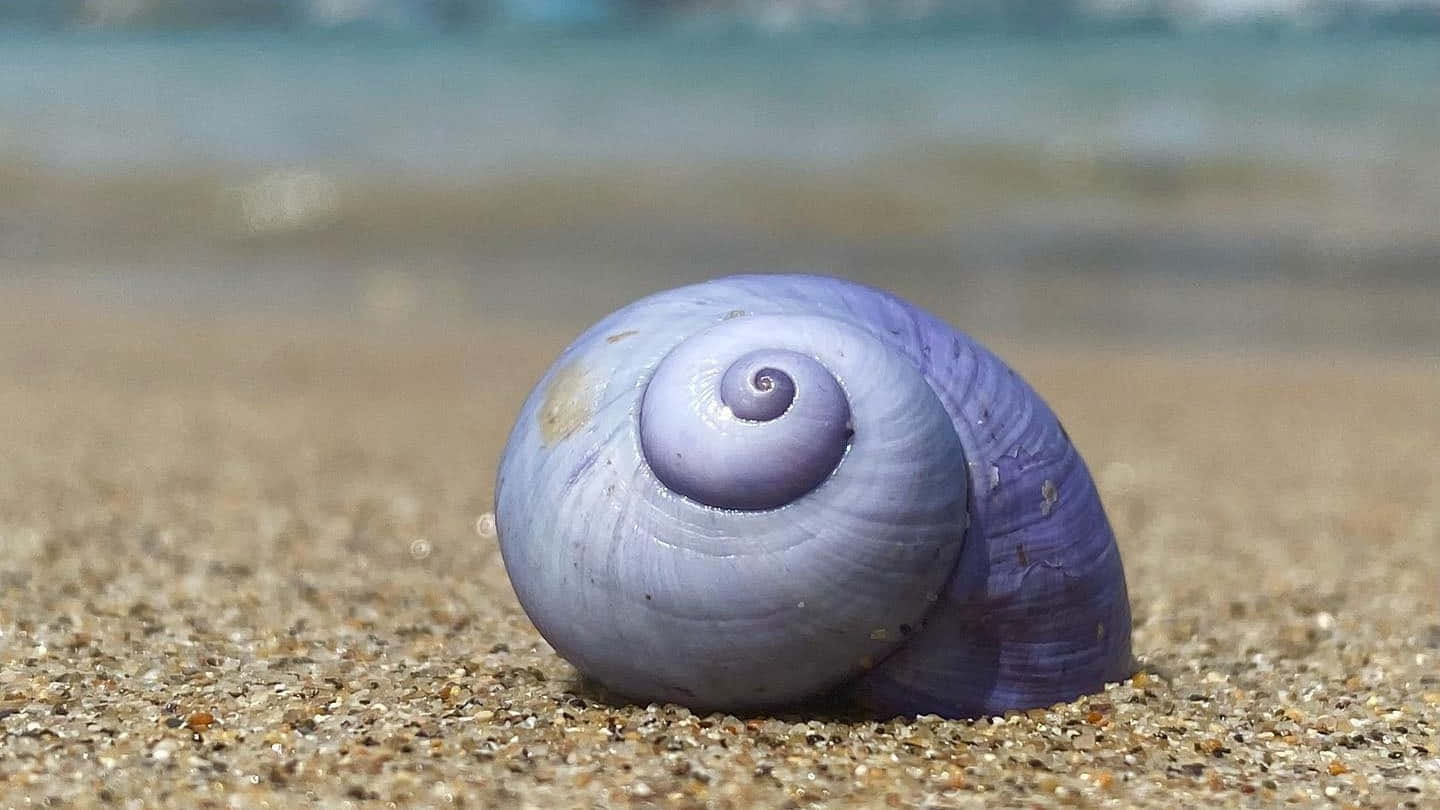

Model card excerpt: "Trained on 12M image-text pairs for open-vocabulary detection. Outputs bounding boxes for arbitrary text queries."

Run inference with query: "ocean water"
[2,30,1437,176]
[1,28,1437,349]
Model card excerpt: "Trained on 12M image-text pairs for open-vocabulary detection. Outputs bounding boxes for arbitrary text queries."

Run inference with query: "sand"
[0,294,1436,809]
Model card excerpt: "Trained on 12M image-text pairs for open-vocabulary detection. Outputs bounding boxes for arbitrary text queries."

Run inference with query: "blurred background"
[3,0,1438,352]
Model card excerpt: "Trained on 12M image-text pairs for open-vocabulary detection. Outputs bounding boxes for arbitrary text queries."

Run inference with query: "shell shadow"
[562,675,889,724]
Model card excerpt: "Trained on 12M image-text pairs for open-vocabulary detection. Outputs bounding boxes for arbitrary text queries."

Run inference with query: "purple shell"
[494,274,1133,718]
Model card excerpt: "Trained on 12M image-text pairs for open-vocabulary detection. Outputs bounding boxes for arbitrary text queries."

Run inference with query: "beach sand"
[0,285,1437,808]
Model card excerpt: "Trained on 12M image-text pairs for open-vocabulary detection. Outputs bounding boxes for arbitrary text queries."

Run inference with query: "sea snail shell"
[495,274,1133,718]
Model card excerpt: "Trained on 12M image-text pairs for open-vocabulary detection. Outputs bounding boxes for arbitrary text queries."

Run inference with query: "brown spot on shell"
[723,309,746,320]
[605,330,638,344]
[538,363,591,447]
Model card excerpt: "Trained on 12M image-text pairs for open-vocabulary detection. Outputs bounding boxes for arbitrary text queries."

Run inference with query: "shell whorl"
[720,354,799,422]
[640,327,853,511]
[494,274,1133,718]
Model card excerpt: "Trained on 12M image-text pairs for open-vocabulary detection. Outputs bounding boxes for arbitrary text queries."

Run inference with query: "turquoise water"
[2,30,1437,177]
[2,27,1438,340]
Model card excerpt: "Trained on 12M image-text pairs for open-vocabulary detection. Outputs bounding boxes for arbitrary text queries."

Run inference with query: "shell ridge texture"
[496,273,1133,717]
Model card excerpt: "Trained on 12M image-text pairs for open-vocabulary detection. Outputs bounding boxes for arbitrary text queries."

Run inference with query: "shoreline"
[7,261,1440,358]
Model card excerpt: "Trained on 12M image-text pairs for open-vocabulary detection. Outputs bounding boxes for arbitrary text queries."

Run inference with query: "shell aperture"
[494,274,1133,718]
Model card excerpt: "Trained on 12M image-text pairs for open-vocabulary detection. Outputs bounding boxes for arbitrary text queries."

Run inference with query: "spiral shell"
[495,274,1132,718]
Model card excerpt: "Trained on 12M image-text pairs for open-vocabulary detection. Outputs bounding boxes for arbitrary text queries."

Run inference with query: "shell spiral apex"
[495,274,1133,718]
